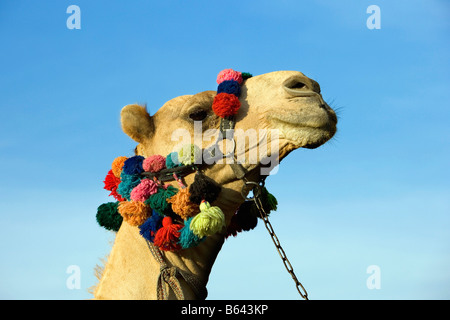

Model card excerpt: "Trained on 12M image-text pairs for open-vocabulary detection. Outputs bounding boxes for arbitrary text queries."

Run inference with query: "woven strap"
[146,240,207,300]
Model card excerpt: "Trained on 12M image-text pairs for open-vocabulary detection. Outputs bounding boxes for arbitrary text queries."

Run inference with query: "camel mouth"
[268,115,337,150]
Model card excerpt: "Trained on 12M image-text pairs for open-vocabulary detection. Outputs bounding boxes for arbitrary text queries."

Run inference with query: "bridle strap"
[145,240,208,300]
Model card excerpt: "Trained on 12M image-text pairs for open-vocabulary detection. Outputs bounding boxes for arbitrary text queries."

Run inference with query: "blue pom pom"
[139,211,163,242]
[123,155,145,175]
[117,172,141,200]
[178,217,205,249]
[166,152,180,169]
[217,80,241,96]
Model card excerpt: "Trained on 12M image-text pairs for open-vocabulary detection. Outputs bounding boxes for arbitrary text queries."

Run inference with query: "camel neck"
[93,221,225,299]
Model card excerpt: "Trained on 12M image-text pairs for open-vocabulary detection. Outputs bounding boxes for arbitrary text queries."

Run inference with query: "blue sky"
[0,0,449,299]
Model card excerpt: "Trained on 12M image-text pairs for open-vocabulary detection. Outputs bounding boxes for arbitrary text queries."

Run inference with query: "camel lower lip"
[269,116,332,132]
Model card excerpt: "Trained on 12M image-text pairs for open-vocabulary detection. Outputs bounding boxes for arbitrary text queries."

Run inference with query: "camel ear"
[120,104,154,143]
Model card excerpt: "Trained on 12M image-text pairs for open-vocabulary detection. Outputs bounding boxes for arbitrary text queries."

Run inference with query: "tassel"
[111,156,128,178]
[235,201,258,231]
[166,152,180,169]
[130,178,158,202]
[178,144,201,165]
[190,200,225,238]
[166,188,199,220]
[118,200,151,226]
[103,170,125,201]
[189,171,221,204]
[142,155,166,173]
[258,187,278,214]
[178,217,205,249]
[225,213,242,239]
[122,155,145,175]
[117,172,141,201]
[145,185,178,216]
[154,216,183,251]
[139,210,163,242]
[96,202,122,232]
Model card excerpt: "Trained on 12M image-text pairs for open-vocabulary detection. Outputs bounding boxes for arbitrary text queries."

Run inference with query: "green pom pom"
[241,72,253,80]
[96,202,122,232]
[145,185,178,216]
[260,187,278,213]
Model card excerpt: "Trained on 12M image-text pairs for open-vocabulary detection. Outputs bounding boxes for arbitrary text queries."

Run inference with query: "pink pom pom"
[143,155,166,173]
[130,179,158,202]
[216,69,243,85]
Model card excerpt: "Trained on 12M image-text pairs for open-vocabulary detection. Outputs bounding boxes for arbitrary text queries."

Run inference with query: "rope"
[145,240,207,300]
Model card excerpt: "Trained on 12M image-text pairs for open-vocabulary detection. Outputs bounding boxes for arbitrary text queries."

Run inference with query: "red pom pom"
[103,170,125,201]
[153,217,183,251]
[212,93,241,118]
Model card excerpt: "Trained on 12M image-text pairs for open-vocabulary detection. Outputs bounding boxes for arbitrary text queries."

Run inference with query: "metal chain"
[252,184,309,300]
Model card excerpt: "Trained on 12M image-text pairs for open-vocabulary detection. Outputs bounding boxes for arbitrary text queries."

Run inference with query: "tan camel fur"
[93,70,337,299]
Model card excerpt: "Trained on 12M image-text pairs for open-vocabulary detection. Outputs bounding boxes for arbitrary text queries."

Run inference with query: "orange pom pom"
[166,188,199,220]
[112,156,128,178]
[118,200,150,226]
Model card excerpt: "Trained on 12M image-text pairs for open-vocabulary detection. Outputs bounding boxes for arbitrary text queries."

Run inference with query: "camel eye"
[189,110,208,121]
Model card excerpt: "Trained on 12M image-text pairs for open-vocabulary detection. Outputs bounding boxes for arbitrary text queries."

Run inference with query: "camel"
[93,69,337,299]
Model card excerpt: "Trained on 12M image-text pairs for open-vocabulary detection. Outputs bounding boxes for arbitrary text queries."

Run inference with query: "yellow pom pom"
[177,144,201,165]
[190,201,225,237]
[112,156,128,178]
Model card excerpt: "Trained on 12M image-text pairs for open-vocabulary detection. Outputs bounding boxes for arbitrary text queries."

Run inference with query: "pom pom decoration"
[117,172,141,201]
[177,144,202,165]
[96,202,122,232]
[166,188,199,220]
[189,171,221,204]
[225,213,243,239]
[153,217,183,251]
[212,93,241,118]
[241,72,253,80]
[145,185,178,216]
[166,152,180,169]
[216,68,243,85]
[96,69,261,251]
[190,201,225,238]
[111,156,128,178]
[130,178,158,202]
[118,200,150,226]
[139,211,163,242]
[217,80,241,97]
[143,155,166,173]
[103,170,125,201]
[178,217,205,249]
[235,201,258,231]
[250,186,278,218]
[122,155,145,175]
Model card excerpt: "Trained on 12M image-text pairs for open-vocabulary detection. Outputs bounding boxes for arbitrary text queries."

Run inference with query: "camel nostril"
[284,79,306,90]
[283,77,311,97]
[287,81,306,90]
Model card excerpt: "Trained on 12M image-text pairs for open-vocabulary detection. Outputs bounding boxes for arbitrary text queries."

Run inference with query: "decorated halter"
[96,69,278,252]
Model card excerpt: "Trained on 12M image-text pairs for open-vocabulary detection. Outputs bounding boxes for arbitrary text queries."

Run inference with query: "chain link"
[253,187,309,300]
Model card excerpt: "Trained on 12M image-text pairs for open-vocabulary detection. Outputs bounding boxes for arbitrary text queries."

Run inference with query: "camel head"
[121,70,336,187]
[95,69,337,300]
